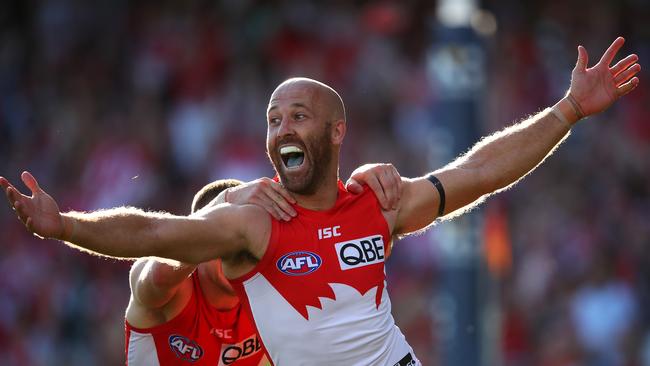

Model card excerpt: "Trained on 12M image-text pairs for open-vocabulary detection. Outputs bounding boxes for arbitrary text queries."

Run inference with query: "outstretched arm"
[0,172,270,264]
[394,37,641,235]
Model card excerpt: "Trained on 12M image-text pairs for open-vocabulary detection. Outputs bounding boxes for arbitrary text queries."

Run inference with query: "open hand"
[0,171,66,239]
[570,37,641,117]
[226,177,297,221]
[346,163,402,211]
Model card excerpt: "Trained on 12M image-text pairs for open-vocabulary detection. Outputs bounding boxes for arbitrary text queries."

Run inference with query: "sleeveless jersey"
[229,182,420,366]
[125,273,271,366]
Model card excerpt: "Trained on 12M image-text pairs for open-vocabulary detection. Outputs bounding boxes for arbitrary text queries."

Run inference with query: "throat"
[291,179,340,211]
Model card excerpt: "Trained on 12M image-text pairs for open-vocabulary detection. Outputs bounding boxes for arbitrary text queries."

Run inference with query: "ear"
[331,119,346,145]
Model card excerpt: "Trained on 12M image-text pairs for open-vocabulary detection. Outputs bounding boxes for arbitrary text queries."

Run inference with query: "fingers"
[347,164,402,210]
[614,63,641,87]
[345,179,364,194]
[0,177,17,200]
[256,179,298,221]
[5,183,29,207]
[364,174,388,210]
[268,180,296,205]
[9,191,30,225]
[378,166,401,210]
[392,167,403,209]
[598,37,625,67]
[574,45,589,73]
[611,54,639,76]
[21,171,42,194]
[617,77,640,97]
[265,183,297,219]
[1,176,34,230]
[253,196,291,221]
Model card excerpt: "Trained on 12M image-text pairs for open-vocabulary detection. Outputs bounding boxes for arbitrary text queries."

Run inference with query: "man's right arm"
[0,172,271,264]
[71,203,271,263]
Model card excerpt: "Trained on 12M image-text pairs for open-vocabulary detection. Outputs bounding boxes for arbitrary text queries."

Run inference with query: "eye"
[268,117,281,125]
[295,113,307,120]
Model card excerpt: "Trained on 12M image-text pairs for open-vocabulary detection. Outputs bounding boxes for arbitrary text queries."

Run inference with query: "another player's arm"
[129,258,196,309]
[394,37,640,235]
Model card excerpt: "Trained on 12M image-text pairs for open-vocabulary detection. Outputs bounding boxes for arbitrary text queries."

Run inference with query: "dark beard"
[269,123,333,195]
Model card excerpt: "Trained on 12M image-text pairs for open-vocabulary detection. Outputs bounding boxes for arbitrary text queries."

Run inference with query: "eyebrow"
[267,102,311,114]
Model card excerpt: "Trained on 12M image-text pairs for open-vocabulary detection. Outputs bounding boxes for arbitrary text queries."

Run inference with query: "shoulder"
[231,204,273,260]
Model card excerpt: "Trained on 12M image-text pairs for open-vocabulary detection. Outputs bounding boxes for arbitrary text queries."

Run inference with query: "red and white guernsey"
[230,182,420,366]
[125,274,271,366]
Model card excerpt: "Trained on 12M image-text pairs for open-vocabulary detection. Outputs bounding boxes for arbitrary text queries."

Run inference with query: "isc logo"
[210,328,233,340]
[218,334,262,366]
[168,335,204,361]
[335,235,385,270]
[277,251,322,276]
[318,225,341,239]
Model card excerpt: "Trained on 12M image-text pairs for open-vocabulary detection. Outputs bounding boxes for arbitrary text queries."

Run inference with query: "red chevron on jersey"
[269,224,388,319]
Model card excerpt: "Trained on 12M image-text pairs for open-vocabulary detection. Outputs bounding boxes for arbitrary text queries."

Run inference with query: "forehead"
[267,83,319,114]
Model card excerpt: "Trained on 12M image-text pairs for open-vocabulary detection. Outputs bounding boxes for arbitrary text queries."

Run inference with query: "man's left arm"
[394,37,641,235]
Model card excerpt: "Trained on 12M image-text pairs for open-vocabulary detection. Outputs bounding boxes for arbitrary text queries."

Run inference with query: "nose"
[277,118,295,138]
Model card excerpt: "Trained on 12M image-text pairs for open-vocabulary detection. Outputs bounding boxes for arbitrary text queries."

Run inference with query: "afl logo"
[169,334,204,362]
[277,251,322,276]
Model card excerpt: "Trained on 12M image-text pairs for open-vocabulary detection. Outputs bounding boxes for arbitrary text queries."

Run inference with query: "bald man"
[2,37,641,365]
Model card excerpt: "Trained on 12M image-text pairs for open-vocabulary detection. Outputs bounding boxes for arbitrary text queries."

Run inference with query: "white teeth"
[280,146,303,155]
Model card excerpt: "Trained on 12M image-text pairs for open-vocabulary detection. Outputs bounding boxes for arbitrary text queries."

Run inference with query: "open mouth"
[280,145,305,169]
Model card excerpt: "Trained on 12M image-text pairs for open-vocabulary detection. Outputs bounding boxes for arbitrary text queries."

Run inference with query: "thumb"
[574,45,588,73]
[346,179,363,194]
[21,171,42,195]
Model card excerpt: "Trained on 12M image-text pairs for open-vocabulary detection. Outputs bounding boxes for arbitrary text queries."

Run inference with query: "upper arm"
[394,165,487,235]
[152,203,271,264]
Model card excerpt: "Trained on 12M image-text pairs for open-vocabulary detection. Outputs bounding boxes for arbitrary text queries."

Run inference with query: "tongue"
[287,154,304,168]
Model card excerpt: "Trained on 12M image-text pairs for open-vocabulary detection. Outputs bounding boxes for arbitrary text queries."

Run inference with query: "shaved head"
[269,77,346,123]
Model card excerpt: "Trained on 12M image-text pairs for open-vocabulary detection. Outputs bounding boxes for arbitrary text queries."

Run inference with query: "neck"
[293,172,339,211]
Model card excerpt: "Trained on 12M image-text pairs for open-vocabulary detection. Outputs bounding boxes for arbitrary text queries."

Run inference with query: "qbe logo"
[276,251,322,276]
[218,334,262,366]
[335,235,385,270]
[168,334,203,362]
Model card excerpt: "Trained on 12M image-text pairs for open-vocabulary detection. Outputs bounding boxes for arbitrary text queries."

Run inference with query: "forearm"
[60,207,184,260]
[395,99,577,233]
[452,100,573,194]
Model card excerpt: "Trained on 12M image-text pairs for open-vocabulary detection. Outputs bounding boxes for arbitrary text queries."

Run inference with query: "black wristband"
[426,174,445,217]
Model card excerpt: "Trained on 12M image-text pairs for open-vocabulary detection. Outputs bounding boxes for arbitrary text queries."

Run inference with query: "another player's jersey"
[229,181,420,366]
[125,274,271,366]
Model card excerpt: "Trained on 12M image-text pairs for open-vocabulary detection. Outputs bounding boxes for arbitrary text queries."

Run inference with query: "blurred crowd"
[0,0,648,365]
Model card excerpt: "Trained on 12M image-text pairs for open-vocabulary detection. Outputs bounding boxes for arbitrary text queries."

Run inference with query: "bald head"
[270,78,346,123]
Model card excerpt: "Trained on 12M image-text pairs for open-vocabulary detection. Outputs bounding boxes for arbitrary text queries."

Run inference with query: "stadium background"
[1,0,649,364]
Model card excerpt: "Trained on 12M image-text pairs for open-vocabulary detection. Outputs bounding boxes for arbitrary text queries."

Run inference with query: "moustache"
[274,136,306,151]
